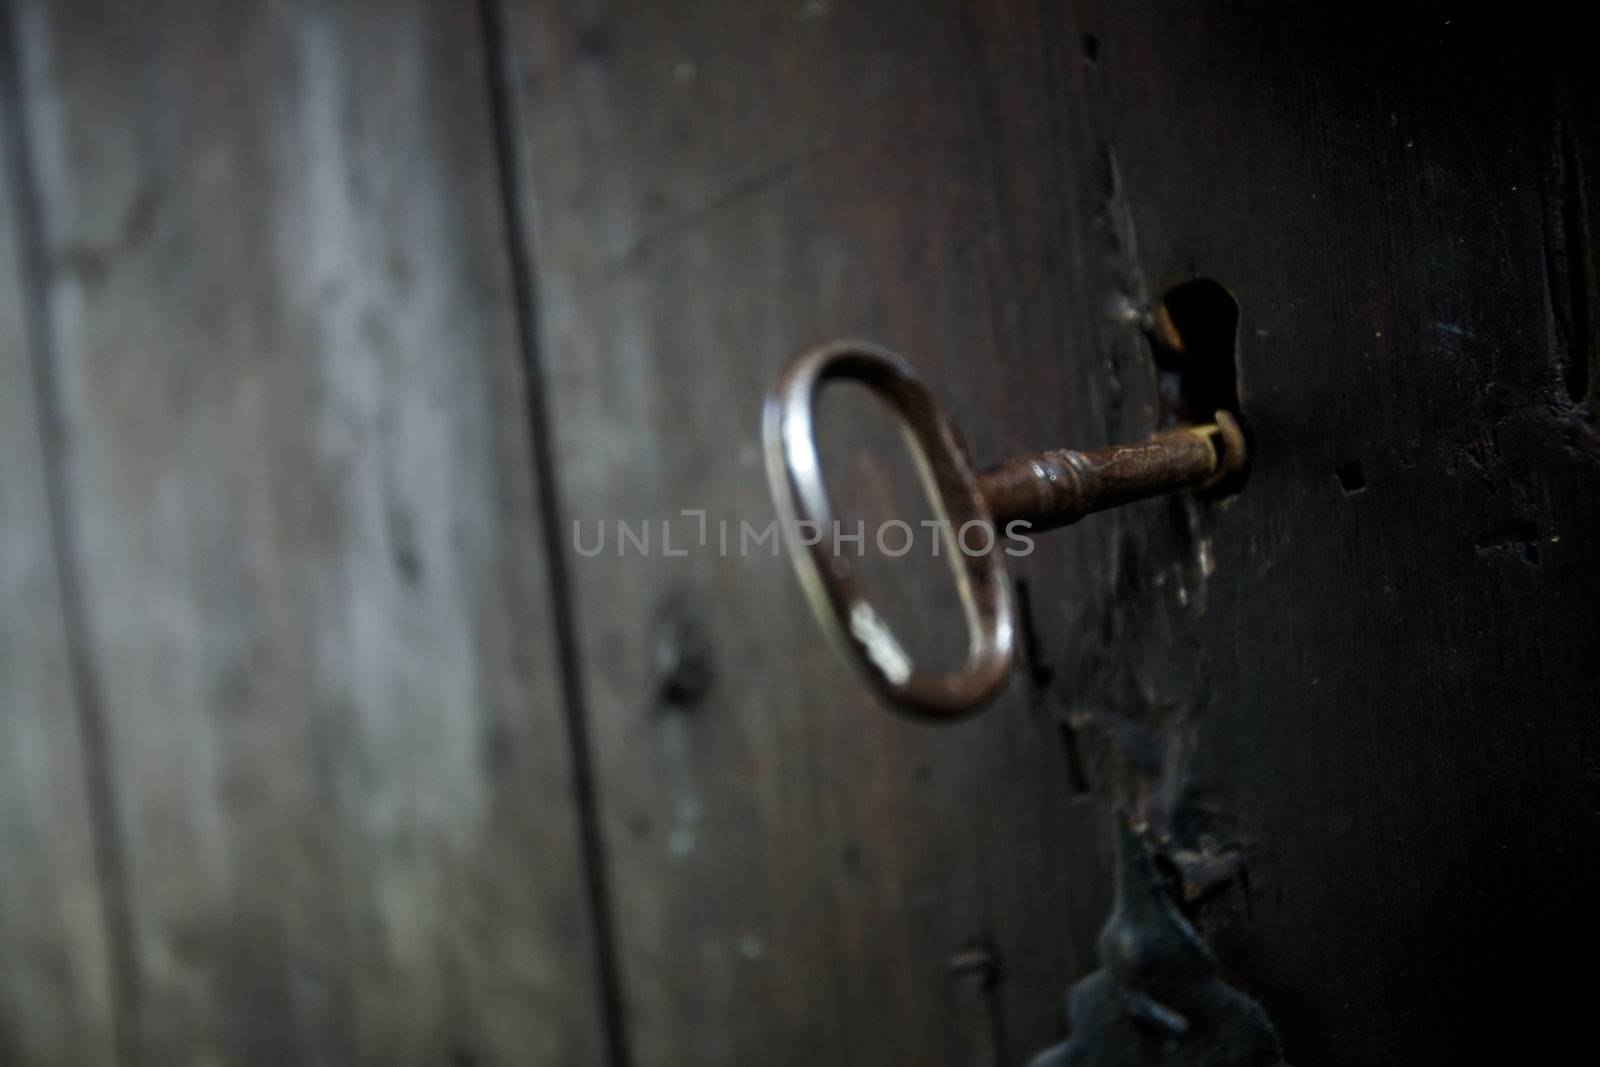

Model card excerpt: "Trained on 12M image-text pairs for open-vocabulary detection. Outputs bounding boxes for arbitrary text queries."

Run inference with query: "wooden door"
[1,2,1595,1065]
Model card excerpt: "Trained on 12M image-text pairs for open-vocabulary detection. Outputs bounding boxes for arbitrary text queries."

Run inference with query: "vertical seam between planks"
[475,3,633,1065]
[0,2,140,1064]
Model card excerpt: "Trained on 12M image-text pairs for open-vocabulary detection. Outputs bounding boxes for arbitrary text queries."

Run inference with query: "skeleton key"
[763,339,1246,719]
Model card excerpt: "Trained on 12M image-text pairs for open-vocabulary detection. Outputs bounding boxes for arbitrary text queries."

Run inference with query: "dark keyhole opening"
[1150,278,1249,493]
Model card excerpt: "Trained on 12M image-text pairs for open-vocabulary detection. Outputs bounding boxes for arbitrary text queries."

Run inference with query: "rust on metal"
[980,413,1245,533]
[763,340,1248,719]
[762,340,1015,719]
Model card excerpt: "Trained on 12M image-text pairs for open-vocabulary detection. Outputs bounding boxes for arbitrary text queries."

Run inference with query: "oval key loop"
[763,341,1016,718]
[764,340,1247,720]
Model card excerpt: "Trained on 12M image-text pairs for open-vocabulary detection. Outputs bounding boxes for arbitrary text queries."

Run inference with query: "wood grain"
[0,18,115,1059]
[503,2,1113,1062]
[506,0,1600,1064]
[7,1,605,1062]
[2,1,1595,1064]
[1072,4,1600,1062]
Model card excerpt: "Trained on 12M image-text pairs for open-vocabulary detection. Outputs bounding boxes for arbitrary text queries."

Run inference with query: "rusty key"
[763,339,1246,719]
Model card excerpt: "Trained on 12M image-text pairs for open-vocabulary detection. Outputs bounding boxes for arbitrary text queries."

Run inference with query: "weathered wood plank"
[508,1,1600,1063]
[0,19,115,1060]
[504,2,1109,1062]
[11,1,606,1062]
[1055,3,1600,1062]
[10,1,1593,1063]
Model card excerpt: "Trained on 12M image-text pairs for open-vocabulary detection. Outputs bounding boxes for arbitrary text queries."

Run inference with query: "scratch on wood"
[1541,109,1597,408]
[605,142,839,274]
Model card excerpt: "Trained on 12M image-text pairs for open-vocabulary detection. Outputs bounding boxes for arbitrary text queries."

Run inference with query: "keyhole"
[1151,279,1249,491]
